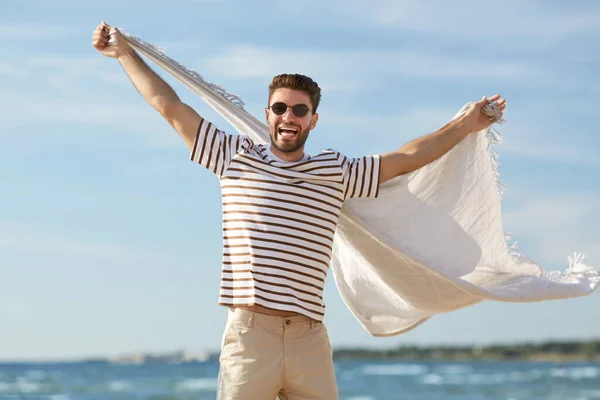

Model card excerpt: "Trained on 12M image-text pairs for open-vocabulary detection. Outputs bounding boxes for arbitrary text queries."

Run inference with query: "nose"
[281,106,296,122]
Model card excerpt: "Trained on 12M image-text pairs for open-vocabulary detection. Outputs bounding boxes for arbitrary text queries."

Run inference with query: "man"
[92,22,505,399]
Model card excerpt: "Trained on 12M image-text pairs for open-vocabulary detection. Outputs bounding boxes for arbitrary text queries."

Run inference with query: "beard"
[269,122,311,154]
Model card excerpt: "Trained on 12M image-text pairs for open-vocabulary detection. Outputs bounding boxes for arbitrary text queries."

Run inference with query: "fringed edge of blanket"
[117,29,247,109]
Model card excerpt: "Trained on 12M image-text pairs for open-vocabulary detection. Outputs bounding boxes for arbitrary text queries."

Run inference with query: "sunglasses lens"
[271,102,287,115]
[270,102,310,117]
[292,105,309,117]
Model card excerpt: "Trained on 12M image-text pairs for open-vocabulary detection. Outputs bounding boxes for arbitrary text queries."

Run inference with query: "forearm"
[117,48,180,113]
[380,117,471,182]
[400,116,471,165]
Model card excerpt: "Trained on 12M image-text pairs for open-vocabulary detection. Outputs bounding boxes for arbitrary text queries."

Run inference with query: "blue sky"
[1,0,599,361]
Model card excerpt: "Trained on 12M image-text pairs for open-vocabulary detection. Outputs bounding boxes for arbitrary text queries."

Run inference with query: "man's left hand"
[463,94,506,133]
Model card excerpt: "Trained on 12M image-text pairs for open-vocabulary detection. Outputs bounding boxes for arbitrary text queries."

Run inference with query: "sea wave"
[434,364,474,374]
[346,397,376,400]
[174,378,218,392]
[550,366,599,380]
[362,363,428,376]
[0,379,55,394]
[421,373,444,385]
[25,370,47,381]
[419,366,600,386]
[580,389,600,398]
[15,379,43,393]
[109,379,133,392]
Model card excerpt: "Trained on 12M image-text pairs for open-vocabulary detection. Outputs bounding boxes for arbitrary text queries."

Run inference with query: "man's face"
[266,88,318,155]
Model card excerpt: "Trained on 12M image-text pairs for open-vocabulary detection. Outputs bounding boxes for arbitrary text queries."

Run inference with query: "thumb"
[477,96,487,107]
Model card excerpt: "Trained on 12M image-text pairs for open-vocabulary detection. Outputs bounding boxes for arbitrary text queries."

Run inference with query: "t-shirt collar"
[267,147,310,163]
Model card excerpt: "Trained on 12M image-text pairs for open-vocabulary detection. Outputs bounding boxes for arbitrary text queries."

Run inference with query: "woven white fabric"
[119,30,599,336]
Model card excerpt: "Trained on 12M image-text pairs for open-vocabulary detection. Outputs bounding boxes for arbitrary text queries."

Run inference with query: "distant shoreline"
[333,339,600,362]
[3,339,599,364]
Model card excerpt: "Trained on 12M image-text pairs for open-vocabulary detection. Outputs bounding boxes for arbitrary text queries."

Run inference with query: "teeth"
[279,127,298,139]
[279,127,297,138]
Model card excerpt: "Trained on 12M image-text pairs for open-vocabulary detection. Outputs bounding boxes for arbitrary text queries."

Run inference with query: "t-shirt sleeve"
[341,154,381,200]
[189,118,243,177]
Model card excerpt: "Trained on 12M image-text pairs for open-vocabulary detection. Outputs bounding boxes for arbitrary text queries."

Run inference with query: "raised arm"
[379,95,506,184]
[91,22,200,150]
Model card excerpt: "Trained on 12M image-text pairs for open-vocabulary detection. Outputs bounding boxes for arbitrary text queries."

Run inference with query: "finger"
[93,37,107,47]
[92,39,108,49]
[93,28,106,38]
[92,41,108,50]
[487,94,501,102]
[495,98,506,106]
[101,23,113,36]
[92,34,108,41]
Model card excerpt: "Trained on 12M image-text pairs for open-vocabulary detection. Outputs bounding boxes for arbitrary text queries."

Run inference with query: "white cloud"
[0,23,74,41]
[0,226,143,262]
[501,138,600,168]
[6,98,150,125]
[0,54,127,96]
[0,61,24,77]
[125,160,189,177]
[24,55,101,70]
[0,301,31,317]
[502,190,600,267]
[23,55,111,87]
[200,45,540,90]
[0,94,175,148]
[495,109,599,168]
[320,107,455,133]
[300,0,599,38]
[505,195,594,232]
[99,72,130,85]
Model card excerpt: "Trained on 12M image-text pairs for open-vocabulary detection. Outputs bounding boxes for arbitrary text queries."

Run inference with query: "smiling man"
[92,22,505,399]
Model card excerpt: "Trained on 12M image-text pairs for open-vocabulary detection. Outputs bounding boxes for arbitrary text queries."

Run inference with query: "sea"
[0,359,599,399]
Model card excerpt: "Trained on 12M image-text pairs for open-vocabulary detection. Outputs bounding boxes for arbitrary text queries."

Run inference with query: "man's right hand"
[92,22,132,58]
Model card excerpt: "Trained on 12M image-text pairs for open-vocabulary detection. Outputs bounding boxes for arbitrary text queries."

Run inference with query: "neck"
[269,145,305,162]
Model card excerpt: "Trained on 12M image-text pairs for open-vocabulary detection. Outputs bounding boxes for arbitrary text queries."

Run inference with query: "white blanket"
[119,30,599,336]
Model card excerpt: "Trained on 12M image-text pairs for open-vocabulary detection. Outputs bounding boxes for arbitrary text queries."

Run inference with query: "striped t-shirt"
[190,118,381,321]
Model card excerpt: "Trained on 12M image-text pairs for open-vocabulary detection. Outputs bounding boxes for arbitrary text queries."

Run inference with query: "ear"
[265,107,269,121]
[310,113,319,130]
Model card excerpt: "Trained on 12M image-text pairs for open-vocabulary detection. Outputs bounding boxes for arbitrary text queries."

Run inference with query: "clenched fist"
[462,94,507,133]
[92,21,132,58]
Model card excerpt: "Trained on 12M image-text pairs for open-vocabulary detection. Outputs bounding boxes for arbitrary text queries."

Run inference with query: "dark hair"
[268,74,322,113]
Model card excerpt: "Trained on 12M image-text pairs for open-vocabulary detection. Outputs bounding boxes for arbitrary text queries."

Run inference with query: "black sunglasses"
[269,102,311,117]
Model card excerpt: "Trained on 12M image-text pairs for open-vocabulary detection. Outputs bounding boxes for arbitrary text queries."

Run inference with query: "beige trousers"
[217,308,338,399]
